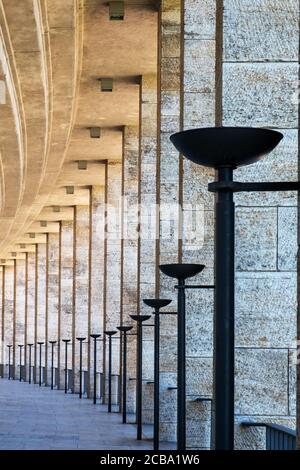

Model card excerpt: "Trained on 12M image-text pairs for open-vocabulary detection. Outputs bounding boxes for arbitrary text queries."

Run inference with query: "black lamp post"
[7,345,12,380]
[170,126,290,450]
[49,341,57,390]
[104,331,117,412]
[90,334,101,404]
[130,315,151,440]
[77,337,86,399]
[116,326,133,423]
[143,299,175,451]
[18,345,24,382]
[37,342,44,387]
[27,343,33,384]
[159,264,206,452]
[62,339,71,393]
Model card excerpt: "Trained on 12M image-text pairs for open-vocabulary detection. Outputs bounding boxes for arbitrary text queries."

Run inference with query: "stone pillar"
[36,244,47,379]
[104,162,122,404]
[121,126,140,412]
[182,0,217,450]
[26,251,36,382]
[3,265,14,378]
[73,204,90,393]
[139,74,159,423]
[221,0,299,448]
[89,186,105,399]
[15,259,26,380]
[0,267,3,374]
[59,220,74,389]
[47,233,60,387]
[157,0,182,442]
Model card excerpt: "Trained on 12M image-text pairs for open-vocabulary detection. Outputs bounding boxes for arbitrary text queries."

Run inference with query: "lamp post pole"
[28,343,33,384]
[18,345,24,382]
[90,334,101,404]
[159,265,206,452]
[170,126,287,449]
[49,341,56,390]
[116,326,133,423]
[7,345,12,380]
[77,337,86,399]
[37,342,44,386]
[104,331,117,412]
[130,315,151,440]
[62,339,70,393]
[143,299,174,450]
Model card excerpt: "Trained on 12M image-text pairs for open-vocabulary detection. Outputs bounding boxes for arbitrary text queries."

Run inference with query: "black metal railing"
[242,421,296,450]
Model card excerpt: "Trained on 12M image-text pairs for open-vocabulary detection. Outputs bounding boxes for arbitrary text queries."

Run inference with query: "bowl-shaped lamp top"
[143,299,172,309]
[170,127,283,169]
[159,263,205,280]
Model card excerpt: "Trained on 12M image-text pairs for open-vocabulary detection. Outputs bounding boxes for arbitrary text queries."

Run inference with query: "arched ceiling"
[0,0,158,261]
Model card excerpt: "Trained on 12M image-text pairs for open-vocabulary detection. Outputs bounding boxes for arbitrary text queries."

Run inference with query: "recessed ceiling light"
[78,160,87,170]
[99,78,113,92]
[66,186,74,195]
[109,1,124,20]
[90,127,101,138]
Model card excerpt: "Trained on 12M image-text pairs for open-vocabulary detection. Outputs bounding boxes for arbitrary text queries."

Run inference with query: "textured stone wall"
[59,222,73,388]
[222,0,299,447]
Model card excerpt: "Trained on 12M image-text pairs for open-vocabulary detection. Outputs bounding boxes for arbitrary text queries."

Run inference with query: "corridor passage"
[0,380,153,450]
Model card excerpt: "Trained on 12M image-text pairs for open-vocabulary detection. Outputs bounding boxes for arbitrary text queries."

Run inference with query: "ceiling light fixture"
[109,1,124,20]
[66,186,74,195]
[99,77,113,92]
[78,160,87,170]
[90,127,101,138]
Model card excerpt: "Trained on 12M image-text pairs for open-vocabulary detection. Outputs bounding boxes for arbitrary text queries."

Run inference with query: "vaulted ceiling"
[0,0,158,261]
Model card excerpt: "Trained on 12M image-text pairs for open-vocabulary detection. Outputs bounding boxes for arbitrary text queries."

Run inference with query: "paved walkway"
[0,379,154,450]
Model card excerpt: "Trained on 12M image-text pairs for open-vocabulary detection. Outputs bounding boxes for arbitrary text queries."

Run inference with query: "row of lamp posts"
[2,127,297,451]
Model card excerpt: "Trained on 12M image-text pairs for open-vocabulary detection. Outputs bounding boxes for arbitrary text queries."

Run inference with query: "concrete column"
[15,259,26,380]
[26,251,36,382]
[47,233,60,386]
[157,0,182,442]
[36,244,47,380]
[59,220,74,390]
[104,162,122,405]
[182,0,217,450]
[3,265,14,378]
[89,186,105,398]
[121,126,140,412]
[139,74,159,423]
[0,267,3,374]
[73,204,90,393]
